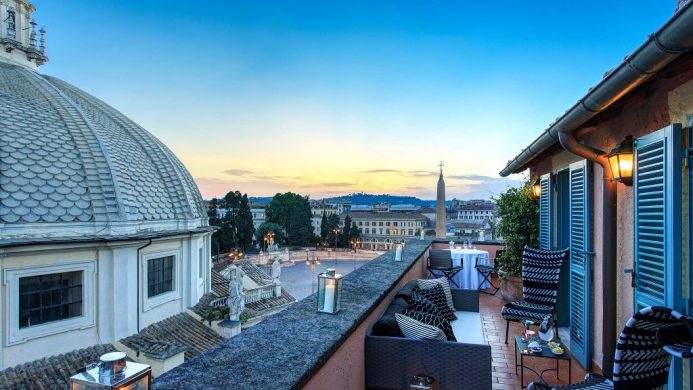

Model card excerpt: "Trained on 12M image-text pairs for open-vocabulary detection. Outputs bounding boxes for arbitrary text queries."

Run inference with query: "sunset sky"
[37,1,674,200]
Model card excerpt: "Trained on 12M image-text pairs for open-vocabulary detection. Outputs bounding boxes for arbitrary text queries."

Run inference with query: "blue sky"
[35,1,674,199]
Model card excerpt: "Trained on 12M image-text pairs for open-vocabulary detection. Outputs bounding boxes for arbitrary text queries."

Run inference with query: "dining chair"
[475,249,501,295]
[426,249,463,288]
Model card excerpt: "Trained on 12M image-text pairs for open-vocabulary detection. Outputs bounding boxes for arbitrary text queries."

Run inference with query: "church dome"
[0,61,208,240]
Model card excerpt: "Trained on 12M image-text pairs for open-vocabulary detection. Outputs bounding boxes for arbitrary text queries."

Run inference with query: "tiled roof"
[119,313,221,360]
[0,61,207,231]
[0,343,118,389]
[213,258,273,287]
[211,269,229,297]
[244,288,296,317]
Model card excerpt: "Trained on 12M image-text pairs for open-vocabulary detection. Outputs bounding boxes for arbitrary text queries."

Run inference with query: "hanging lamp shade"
[607,135,634,186]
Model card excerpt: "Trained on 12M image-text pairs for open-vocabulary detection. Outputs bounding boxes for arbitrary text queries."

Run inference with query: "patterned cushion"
[501,300,553,323]
[408,294,442,317]
[418,277,455,311]
[403,309,456,342]
[413,285,457,321]
[521,247,568,305]
[395,313,446,341]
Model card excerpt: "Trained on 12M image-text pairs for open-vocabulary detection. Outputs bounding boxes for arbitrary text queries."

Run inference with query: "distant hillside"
[323,193,444,207]
[249,193,452,206]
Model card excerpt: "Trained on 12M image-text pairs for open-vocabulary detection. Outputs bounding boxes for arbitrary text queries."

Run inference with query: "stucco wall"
[525,53,693,371]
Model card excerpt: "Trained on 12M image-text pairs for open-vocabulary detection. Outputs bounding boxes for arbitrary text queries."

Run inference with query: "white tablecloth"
[447,248,490,289]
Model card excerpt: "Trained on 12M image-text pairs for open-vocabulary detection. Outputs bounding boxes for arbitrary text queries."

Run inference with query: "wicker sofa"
[365,281,492,390]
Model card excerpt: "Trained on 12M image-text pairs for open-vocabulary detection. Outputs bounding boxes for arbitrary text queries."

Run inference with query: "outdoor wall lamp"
[531,178,542,198]
[607,135,634,186]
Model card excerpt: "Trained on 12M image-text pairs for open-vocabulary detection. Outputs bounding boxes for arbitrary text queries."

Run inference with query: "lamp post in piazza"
[305,249,321,294]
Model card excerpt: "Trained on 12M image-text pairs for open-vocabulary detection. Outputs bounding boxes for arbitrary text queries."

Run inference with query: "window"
[386,222,390,227]
[393,222,398,227]
[148,255,174,297]
[408,229,413,236]
[365,228,370,234]
[379,222,383,226]
[19,271,83,328]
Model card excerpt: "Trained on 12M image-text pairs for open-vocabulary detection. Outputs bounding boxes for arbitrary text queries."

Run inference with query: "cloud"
[223,169,254,176]
[361,169,438,177]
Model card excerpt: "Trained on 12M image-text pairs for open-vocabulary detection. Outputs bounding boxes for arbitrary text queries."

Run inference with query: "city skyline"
[37,1,674,199]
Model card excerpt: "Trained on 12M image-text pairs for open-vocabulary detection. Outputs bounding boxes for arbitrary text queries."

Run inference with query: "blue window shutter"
[633,124,683,311]
[539,173,553,250]
[568,160,592,370]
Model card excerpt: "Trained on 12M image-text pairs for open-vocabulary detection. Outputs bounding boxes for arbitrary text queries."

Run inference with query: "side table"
[514,335,572,389]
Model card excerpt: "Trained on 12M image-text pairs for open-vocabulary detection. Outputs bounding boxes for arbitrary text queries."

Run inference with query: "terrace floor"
[479,291,597,389]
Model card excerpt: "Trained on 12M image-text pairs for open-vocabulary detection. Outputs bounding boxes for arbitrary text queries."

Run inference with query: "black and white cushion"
[403,309,456,342]
[408,293,442,316]
[395,313,447,341]
[500,301,552,323]
[413,285,457,321]
[418,277,455,312]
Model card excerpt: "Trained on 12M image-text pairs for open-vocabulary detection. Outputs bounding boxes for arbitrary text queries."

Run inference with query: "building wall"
[527,53,693,370]
[0,232,212,368]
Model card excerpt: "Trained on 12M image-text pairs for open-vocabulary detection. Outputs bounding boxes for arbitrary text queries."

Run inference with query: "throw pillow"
[371,297,409,337]
[395,313,447,341]
[408,294,443,317]
[413,285,457,321]
[403,308,457,342]
[417,277,455,312]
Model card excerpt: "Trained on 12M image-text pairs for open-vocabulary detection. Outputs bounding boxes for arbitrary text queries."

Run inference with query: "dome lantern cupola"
[0,0,47,69]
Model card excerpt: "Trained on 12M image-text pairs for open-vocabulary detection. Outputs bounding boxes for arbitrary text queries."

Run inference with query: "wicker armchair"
[501,246,568,344]
[528,306,693,390]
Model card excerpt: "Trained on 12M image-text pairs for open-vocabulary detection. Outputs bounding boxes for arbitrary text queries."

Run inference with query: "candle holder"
[317,269,343,314]
[393,240,403,261]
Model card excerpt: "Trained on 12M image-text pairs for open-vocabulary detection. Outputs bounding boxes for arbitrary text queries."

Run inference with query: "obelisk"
[436,162,446,238]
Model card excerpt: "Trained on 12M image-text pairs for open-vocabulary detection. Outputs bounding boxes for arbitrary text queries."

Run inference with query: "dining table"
[447,247,490,289]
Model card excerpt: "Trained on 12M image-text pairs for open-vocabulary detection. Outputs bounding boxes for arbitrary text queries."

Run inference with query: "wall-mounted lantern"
[317,269,343,314]
[531,178,542,199]
[607,135,634,186]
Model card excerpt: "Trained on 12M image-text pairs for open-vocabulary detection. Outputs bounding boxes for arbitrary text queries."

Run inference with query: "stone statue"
[227,265,245,321]
[271,256,281,281]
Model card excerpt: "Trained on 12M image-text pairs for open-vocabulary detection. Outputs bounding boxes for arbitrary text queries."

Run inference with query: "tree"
[494,181,539,277]
[325,213,341,247]
[255,222,285,249]
[211,191,256,253]
[266,192,313,246]
[320,214,329,241]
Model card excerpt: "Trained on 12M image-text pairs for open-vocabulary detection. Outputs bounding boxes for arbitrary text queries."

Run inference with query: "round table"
[448,248,490,289]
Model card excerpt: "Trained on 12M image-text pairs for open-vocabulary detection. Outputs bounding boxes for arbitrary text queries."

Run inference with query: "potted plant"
[494,181,539,302]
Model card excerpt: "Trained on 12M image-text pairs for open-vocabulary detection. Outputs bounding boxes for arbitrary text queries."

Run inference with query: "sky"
[35,1,675,200]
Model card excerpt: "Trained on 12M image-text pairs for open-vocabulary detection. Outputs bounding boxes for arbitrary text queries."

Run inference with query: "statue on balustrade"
[227,265,245,321]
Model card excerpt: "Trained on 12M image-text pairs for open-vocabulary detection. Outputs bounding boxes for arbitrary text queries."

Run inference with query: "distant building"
[456,203,498,222]
[310,204,338,236]
[251,207,266,229]
[342,212,427,250]
[350,204,374,212]
[389,204,420,212]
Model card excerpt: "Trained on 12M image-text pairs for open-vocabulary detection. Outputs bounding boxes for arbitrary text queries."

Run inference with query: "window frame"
[5,261,95,345]
[142,249,181,311]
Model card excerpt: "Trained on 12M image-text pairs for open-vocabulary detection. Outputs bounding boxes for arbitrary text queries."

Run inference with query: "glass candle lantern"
[393,241,403,261]
[317,269,343,314]
[70,359,151,390]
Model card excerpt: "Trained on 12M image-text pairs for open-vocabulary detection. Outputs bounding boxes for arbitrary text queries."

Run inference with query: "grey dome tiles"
[0,62,206,226]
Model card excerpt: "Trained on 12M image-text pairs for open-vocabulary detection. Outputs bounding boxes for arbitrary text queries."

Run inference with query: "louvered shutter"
[568,160,592,370]
[633,124,683,311]
[539,173,553,250]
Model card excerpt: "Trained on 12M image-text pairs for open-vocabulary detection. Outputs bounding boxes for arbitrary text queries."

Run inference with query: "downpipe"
[558,132,617,377]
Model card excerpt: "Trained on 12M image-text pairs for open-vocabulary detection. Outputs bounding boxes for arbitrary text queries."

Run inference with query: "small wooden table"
[514,335,572,388]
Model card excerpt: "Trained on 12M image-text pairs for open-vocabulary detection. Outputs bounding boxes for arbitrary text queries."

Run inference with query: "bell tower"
[0,0,47,70]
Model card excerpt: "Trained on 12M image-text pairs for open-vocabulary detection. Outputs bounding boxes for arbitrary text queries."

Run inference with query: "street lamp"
[263,231,275,251]
[332,227,340,251]
[305,250,321,294]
